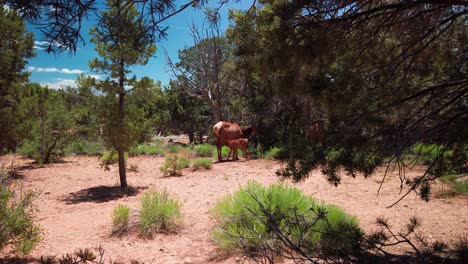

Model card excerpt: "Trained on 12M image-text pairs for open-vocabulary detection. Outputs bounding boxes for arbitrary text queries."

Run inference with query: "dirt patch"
[1,155,467,263]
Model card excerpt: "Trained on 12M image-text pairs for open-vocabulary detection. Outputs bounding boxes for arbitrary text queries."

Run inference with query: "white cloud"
[40,78,77,90]
[33,40,58,50]
[87,74,101,80]
[33,40,76,51]
[28,66,85,74]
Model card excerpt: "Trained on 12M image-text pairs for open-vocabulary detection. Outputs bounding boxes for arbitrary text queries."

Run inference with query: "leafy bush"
[129,143,165,156]
[39,246,144,264]
[65,139,105,156]
[193,158,213,170]
[16,140,41,160]
[412,143,453,165]
[215,146,231,159]
[160,155,190,176]
[438,174,468,197]
[211,181,363,261]
[454,180,468,195]
[193,144,216,157]
[139,190,181,237]
[100,151,128,167]
[247,145,264,160]
[264,147,283,160]
[0,171,42,255]
[167,144,182,153]
[112,204,130,235]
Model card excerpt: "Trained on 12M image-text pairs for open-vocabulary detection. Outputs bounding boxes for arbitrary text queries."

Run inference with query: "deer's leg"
[217,144,222,162]
[227,148,233,160]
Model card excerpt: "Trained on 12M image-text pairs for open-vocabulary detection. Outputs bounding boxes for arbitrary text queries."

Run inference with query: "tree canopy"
[226,0,467,202]
[89,0,157,188]
[0,6,35,151]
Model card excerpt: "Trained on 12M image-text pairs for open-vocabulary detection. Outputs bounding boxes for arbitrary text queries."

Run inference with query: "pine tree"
[89,0,156,188]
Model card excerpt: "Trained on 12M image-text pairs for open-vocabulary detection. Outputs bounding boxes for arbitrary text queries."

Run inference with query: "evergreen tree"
[228,1,467,201]
[89,0,156,188]
[0,6,35,151]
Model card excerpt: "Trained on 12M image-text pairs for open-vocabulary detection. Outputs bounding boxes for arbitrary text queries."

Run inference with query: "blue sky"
[26,1,251,89]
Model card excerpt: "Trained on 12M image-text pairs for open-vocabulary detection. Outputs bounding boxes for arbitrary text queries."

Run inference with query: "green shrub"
[247,145,264,160]
[167,144,182,153]
[439,175,468,196]
[412,143,453,165]
[193,158,213,170]
[264,147,283,160]
[129,144,165,156]
[100,151,128,168]
[454,180,468,195]
[178,157,190,168]
[112,204,130,235]
[139,190,181,237]
[211,181,363,260]
[210,146,231,159]
[66,139,105,156]
[160,155,190,176]
[0,171,42,255]
[16,140,41,160]
[219,146,231,158]
[194,144,216,157]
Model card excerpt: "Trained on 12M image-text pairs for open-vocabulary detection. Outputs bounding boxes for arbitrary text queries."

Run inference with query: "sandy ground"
[1,155,467,263]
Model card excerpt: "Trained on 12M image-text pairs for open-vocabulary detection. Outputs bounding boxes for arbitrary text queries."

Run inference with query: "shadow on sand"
[62,185,147,204]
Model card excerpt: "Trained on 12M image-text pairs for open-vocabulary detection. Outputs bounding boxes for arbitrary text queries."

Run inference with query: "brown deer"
[225,138,250,161]
[213,121,243,162]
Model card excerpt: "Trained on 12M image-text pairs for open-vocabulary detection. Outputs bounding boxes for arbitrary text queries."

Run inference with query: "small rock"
[45,192,51,194]
[184,257,193,264]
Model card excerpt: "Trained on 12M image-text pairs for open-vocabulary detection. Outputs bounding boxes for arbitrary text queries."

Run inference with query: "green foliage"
[16,88,75,164]
[16,140,40,160]
[167,144,182,153]
[193,144,216,157]
[38,246,144,264]
[139,190,181,237]
[0,7,35,151]
[263,147,283,160]
[65,139,105,156]
[129,143,165,156]
[439,174,468,196]
[89,0,157,188]
[192,158,213,170]
[226,1,467,202]
[218,146,231,159]
[166,81,211,144]
[100,151,128,167]
[454,181,468,195]
[248,145,264,160]
[159,155,190,176]
[112,204,130,235]
[0,171,42,255]
[412,143,453,165]
[211,181,363,259]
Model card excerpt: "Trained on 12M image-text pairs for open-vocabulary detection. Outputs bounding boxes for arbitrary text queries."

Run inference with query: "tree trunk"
[188,130,195,144]
[211,97,222,123]
[43,133,60,164]
[118,146,127,188]
[198,132,203,144]
[40,99,46,162]
[118,60,127,188]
